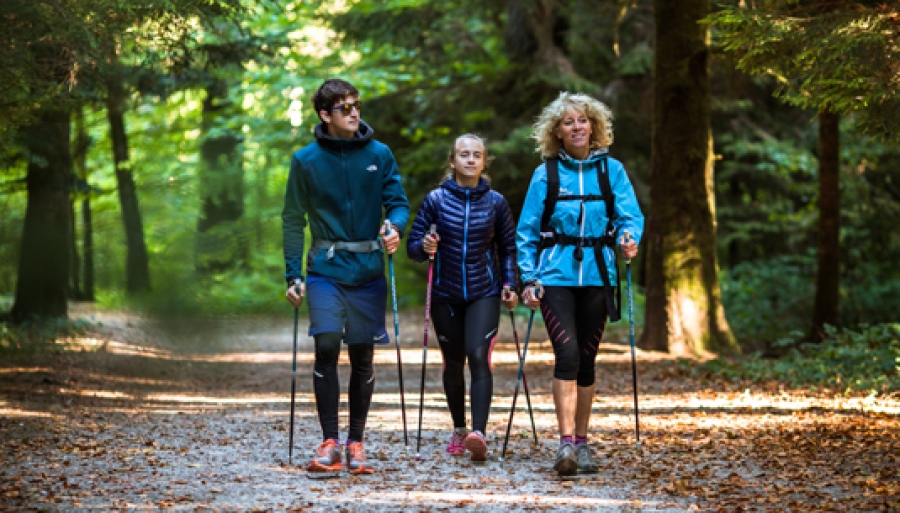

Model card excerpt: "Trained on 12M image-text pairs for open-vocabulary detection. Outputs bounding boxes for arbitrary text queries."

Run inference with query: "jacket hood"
[440,176,492,200]
[314,120,374,152]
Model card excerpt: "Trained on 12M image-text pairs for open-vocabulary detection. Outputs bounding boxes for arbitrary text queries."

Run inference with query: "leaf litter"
[0,309,897,511]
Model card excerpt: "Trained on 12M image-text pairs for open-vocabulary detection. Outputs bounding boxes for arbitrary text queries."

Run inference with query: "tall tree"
[73,109,95,301]
[641,0,737,355]
[106,64,151,292]
[709,1,899,339]
[11,109,72,321]
[811,109,840,339]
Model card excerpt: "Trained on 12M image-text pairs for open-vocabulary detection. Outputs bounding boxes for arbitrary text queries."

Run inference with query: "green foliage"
[721,256,815,349]
[0,318,92,354]
[708,1,900,141]
[694,324,900,395]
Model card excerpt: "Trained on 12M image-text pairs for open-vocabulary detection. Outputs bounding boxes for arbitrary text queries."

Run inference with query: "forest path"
[1,305,898,512]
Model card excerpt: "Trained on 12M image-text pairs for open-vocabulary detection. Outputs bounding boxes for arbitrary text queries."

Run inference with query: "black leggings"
[431,297,500,433]
[313,332,374,442]
[540,286,609,386]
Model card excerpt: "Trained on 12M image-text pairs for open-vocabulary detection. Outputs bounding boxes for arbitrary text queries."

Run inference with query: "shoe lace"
[316,440,337,457]
[450,432,465,445]
[348,442,366,461]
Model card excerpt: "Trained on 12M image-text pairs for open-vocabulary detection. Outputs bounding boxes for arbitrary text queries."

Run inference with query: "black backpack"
[537,156,622,321]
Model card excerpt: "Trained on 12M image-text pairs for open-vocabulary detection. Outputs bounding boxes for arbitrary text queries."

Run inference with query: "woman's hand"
[619,235,638,260]
[521,284,543,309]
[423,231,440,256]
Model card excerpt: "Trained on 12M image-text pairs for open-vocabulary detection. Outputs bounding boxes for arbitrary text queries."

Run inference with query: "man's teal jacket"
[282,121,410,286]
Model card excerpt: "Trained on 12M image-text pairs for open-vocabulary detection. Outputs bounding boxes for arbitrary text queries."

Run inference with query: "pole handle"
[427,224,437,261]
[383,219,392,236]
[623,229,633,264]
[502,284,514,304]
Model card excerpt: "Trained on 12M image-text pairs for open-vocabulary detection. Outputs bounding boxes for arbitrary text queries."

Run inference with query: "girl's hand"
[423,231,440,256]
[502,285,519,310]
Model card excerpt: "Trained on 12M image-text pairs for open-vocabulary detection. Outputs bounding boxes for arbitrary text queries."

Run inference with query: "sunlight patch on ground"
[336,491,652,508]
[0,401,54,418]
[637,391,900,415]
[145,393,316,405]
[0,366,55,374]
[58,388,133,400]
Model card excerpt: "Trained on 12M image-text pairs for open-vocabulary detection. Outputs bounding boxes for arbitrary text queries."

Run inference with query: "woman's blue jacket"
[407,177,518,303]
[516,150,644,287]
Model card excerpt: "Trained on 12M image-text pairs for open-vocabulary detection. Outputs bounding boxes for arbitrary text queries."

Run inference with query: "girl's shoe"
[464,431,488,462]
[447,430,467,456]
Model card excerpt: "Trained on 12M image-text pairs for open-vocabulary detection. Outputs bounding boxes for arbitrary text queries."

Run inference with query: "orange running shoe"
[345,441,375,475]
[307,439,344,472]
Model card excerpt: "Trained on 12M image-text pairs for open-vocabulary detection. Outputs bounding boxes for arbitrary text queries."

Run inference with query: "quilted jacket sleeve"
[493,192,519,288]
[406,189,440,264]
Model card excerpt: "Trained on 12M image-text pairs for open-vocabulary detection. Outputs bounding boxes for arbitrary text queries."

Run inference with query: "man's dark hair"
[312,79,359,118]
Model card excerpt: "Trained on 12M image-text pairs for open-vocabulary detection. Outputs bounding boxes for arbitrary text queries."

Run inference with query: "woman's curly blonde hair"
[532,92,614,158]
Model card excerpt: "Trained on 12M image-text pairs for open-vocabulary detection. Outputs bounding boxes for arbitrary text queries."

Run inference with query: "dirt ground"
[1,305,898,512]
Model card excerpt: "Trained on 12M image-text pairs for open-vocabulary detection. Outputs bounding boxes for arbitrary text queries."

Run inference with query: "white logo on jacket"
[367,165,378,172]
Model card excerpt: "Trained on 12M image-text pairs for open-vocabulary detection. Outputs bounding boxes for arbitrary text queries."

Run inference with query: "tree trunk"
[68,197,82,299]
[810,109,840,341]
[641,0,737,355]
[75,108,95,301]
[196,79,246,273]
[11,109,72,321]
[106,71,151,293]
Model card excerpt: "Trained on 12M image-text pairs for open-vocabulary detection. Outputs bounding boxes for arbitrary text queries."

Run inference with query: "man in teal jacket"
[282,78,409,475]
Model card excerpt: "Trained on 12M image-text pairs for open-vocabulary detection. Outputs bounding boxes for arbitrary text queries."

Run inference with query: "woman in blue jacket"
[407,134,518,462]
[517,92,643,476]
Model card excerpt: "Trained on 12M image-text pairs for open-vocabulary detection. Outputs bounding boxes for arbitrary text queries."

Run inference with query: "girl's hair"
[532,91,614,158]
[441,133,494,184]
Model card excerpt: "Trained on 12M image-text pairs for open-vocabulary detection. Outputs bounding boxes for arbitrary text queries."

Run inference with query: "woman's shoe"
[553,441,578,476]
[575,442,599,473]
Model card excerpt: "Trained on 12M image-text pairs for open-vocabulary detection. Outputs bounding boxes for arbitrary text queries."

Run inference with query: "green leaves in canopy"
[708,1,900,141]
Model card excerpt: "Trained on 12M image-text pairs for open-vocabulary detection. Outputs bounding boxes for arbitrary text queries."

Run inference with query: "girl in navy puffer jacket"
[407,134,518,462]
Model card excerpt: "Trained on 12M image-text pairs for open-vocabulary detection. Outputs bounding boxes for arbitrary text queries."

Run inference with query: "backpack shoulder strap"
[596,156,615,232]
[541,158,560,235]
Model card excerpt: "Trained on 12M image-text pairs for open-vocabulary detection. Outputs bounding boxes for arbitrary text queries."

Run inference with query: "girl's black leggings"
[312,332,374,443]
[431,297,500,433]
[539,286,609,386]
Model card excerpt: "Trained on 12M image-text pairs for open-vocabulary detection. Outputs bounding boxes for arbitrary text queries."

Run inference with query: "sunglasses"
[330,101,362,115]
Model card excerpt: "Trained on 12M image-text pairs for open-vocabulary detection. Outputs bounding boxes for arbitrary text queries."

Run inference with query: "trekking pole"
[288,284,300,464]
[384,221,410,449]
[623,230,640,446]
[504,285,538,447]
[501,280,541,463]
[415,224,437,461]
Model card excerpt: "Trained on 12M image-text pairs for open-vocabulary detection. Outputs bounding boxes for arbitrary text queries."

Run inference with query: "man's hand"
[380,224,400,255]
[423,231,440,256]
[502,285,519,311]
[285,282,305,309]
[619,234,638,260]
[521,284,543,309]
